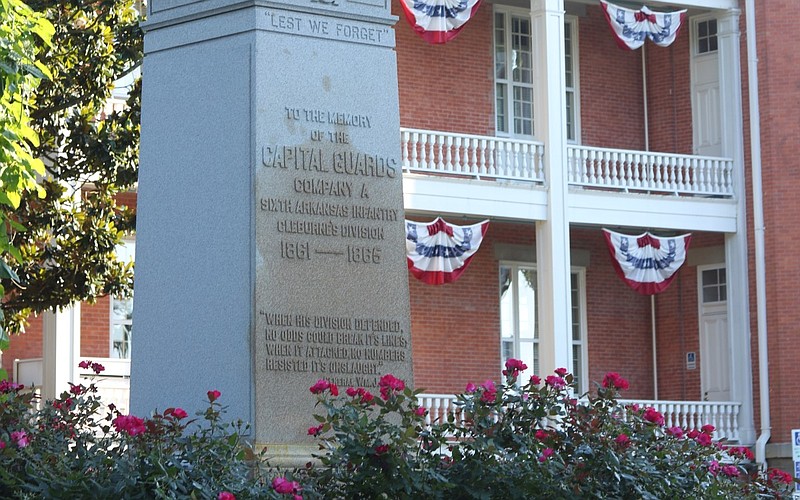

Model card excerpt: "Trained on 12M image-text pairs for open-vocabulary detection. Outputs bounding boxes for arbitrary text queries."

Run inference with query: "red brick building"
[3,0,798,471]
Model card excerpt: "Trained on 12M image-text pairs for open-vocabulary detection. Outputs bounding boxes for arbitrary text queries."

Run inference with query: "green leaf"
[0,258,19,280]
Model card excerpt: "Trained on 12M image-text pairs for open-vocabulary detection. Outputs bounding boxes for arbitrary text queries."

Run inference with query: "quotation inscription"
[260,311,407,387]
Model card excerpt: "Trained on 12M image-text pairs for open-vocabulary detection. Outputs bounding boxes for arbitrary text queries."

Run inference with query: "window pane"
[572,344,582,394]
[699,38,708,54]
[496,84,507,133]
[518,268,536,339]
[709,19,717,35]
[719,268,726,285]
[719,284,727,301]
[709,37,718,52]
[702,269,718,286]
[500,266,514,339]
[703,287,719,303]
[112,324,132,359]
[519,340,537,385]
[565,92,575,141]
[699,21,708,37]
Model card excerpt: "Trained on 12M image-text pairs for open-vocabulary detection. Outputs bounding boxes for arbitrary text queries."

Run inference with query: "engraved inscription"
[262,11,391,46]
[259,311,407,387]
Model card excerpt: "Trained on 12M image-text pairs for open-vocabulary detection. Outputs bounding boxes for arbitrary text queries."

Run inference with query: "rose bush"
[300,362,797,499]
[0,359,795,498]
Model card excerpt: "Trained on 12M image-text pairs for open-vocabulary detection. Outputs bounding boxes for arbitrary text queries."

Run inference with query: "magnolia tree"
[0,0,54,351]
[0,360,795,498]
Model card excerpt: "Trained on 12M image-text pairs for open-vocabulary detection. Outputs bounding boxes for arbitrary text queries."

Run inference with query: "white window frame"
[494,7,536,139]
[499,261,588,392]
[693,17,719,56]
[110,239,135,359]
[564,15,581,144]
[492,8,580,143]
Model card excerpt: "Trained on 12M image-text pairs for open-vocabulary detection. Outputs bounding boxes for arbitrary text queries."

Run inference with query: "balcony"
[418,393,742,443]
[401,128,735,198]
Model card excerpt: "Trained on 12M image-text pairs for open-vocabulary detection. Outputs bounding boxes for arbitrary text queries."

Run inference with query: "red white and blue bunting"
[406,217,489,285]
[398,0,482,45]
[600,0,686,50]
[603,229,692,295]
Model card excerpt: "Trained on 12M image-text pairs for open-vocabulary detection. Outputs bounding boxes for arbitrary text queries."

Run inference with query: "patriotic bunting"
[603,229,692,295]
[600,0,686,50]
[406,217,489,285]
[399,0,482,45]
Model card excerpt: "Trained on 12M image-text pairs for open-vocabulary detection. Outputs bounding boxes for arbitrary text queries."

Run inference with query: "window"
[110,240,135,359]
[696,19,718,54]
[494,10,579,141]
[701,267,726,304]
[500,263,587,392]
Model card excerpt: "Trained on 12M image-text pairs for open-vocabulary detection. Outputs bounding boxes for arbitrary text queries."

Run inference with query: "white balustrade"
[567,144,734,197]
[418,393,742,443]
[401,128,545,183]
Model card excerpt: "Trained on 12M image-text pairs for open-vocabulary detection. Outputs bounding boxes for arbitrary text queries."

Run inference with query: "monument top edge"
[144,0,397,31]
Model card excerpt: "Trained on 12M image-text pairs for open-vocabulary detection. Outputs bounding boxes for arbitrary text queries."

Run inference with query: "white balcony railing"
[567,145,734,197]
[401,128,545,183]
[418,393,742,443]
[400,129,735,198]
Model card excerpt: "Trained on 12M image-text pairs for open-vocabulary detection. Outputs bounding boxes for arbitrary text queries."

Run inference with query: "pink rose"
[272,477,301,495]
[666,426,684,439]
[309,379,331,394]
[694,432,712,446]
[701,424,715,435]
[480,380,497,403]
[535,430,549,441]
[308,424,324,436]
[375,444,389,455]
[530,375,541,385]
[346,387,358,397]
[615,433,630,447]
[465,382,477,393]
[0,441,5,450]
[69,383,85,395]
[414,407,426,417]
[78,360,91,369]
[329,383,339,396]
[218,492,236,500]
[538,447,554,462]
[768,468,794,485]
[643,407,665,426]
[503,358,528,377]
[687,429,699,439]
[113,414,147,436]
[721,465,740,477]
[708,460,720,476]
[602,372,629,390]
[554,367,568,377]
[207,390,221,402]
[545,375,566,389]
[10,430,29,448]
[378,374,405,400]
[171,407,188,419]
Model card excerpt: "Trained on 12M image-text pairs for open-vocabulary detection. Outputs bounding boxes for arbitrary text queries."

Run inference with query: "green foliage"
[0,364,795,498]
[0,0,54,343]
[0,375,284,499]
[300,368,797,499]
[1,0,141,334]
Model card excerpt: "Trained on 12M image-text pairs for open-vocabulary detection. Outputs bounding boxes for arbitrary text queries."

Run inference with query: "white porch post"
[717,9,756,445]
[41,304,81,400]
[532,0,571,377]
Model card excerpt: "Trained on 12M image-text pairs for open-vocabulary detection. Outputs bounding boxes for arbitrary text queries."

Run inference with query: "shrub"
[0,360,795,499]
[302,362,796,499]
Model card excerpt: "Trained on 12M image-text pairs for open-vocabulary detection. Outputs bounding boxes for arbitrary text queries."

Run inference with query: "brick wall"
[753,0,800,445]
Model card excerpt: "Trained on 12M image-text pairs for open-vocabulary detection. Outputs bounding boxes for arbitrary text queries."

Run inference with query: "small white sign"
[686,352,697,370]
[793,429,800,461]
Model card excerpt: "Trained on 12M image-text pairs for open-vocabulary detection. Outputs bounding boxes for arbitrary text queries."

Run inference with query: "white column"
[718,9,755,445]
[532,0,571,377]
[41,304,81,401]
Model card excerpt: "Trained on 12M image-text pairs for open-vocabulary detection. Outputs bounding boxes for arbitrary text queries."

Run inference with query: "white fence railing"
[399,128,736,198]
[401,128,545,183]
[418,393,742,443]
[567,145,734,197]
[13,357,131,415]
